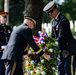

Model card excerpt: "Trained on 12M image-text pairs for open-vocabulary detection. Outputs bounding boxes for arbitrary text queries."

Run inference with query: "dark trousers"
[5,60,23,75]
[0,52,5,75]
[58,61,65,75]
[64,56,71,75]
[73,55,76,75]
[58,54,74,75]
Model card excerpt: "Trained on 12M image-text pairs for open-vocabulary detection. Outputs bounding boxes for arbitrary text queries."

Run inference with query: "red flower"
[50,52,54,56]
[33,70,36,74]
[46,66,50,69]
[27,63,30,66]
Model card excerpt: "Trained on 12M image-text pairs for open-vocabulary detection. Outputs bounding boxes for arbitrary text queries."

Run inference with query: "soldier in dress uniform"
[43,1,76,75]
[0,12,12,75]
[1,16,51,75]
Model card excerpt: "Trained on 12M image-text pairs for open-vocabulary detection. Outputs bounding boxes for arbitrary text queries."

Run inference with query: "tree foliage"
[9,0,25,26]
[0,0,4,11]
[58,0,76,20]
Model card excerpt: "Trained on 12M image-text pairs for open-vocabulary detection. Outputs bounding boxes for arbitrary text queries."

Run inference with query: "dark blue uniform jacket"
[52,13,76,55]
[0,24,12,47]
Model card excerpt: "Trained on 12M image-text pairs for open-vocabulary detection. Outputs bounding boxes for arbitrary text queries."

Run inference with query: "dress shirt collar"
[55,12,60,20]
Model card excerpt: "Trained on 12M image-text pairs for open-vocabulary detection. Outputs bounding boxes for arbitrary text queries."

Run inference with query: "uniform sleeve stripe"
[11,62,16,75]
[70,55,74,75]
[36,49,42,54]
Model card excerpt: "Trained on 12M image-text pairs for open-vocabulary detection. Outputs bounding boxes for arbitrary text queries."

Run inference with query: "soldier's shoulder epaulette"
[61,18,66,22]
[60,15,67,22]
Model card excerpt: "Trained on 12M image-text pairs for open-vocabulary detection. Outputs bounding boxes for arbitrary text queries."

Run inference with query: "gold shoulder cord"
[11,62,16,75]
[36,49,42,54]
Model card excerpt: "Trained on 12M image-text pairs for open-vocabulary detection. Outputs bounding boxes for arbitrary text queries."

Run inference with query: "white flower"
[55,41,58,45]
[36,70,41,74]
[41,71,46,75]
[26,61,29,65]
[30,70,33,74]
[31,60,34,64]
[28,51,31,54]
[52,67,55,70]
[49,48,53,52]
[41,59,44,63]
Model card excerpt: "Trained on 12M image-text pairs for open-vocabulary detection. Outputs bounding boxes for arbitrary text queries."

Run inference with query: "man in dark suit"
[43,1,76,75]
[1,16,51,75]
[0,12,12,75]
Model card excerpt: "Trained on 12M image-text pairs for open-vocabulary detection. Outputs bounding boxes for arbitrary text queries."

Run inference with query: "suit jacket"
[52,13,76,55]
[1,23,44,61]
[0,23,12,48]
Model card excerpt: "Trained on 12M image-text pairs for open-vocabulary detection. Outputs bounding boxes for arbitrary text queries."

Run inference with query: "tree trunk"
[24,0,43,35]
